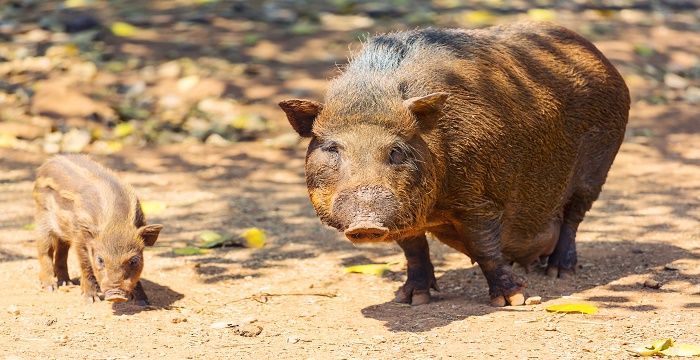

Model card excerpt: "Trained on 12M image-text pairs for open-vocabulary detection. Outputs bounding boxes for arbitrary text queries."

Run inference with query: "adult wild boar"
[34,155,163,305]
[279,22,629,306]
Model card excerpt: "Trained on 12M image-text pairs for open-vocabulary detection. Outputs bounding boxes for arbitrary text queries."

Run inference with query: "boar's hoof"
[490,291,526,307]
[546,266,574,279]
[395,288,431,306]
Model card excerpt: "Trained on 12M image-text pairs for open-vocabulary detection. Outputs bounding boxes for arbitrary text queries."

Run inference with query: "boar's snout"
[345,222,389,242]
[332,186,398,242]
[104,288,129,303]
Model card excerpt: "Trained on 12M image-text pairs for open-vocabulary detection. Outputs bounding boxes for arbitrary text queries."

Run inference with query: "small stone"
[7,305,19,315]
[157,61,181,78]
[525,296,542,305]
[664,73,689,89]
[684,87,700,104]
[61,128,91,153]
[643,279,661,289]
[204,133,230,146]
[171,317,188,324]
[263,4,298,24]
[238,324,262,337]
[45,318,57,326]
[664,263,680,271]
[210,321,233,329]
[287,336,300,344]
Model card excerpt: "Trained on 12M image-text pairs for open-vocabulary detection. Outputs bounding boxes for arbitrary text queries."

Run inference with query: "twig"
[246,292,338,303]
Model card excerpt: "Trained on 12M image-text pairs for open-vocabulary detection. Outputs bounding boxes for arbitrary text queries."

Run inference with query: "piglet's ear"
[403,92,449,131]
[138,224,163,247]
[278,99,323,137]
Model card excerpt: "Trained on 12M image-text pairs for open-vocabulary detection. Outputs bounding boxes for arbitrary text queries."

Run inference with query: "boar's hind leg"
[53,240,71,286]
[547,191,596,278]
[131,281,149,306]
[394,234,438,306]
[37,232,58,291]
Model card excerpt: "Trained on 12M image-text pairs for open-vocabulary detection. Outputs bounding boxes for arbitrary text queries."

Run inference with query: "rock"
[157,61,181,78]
[664,263,680,271]
[61,128,91,153]
[171,317,188,324]
[7,305,19,316]
[525,296,542,305]
[183,116,212,139]
[684,87,700,104]
[238,324,262,337]
[43,132,63,154]
[643,279,661,289]
[204,133,230,146]
[59,12,100,33]
[664,73,689,89]
[32,79,115,120]
[287,336,300,344]
[197,98,237,120]
[0,121,46,140]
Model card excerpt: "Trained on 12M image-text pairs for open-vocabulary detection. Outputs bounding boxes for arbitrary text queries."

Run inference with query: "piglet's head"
[86,224,162,302]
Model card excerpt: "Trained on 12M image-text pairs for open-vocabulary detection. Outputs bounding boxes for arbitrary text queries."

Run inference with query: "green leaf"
[173,246,206,256]
[634,44,654,57]
[23,223,36,231]
[197,230,239,248]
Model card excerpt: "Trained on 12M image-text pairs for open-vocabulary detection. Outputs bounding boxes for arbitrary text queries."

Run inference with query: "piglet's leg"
[77,246,101,303]
[394,234,438,306]
[53,240,71,286]
[37,232,57,291]
[131,281,149,306]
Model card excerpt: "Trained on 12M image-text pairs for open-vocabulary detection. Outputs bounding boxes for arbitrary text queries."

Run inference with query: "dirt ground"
[1,2,700,360]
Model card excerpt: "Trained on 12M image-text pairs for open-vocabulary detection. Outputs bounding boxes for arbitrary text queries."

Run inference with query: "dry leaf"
[343,264,391,276]
[173,246,206,256]
[141,201,166,216]
[631,338,700,357]
[241,228,266,248]
[545,303,598,314]
[111,22,139,37]
[114,122,135,138]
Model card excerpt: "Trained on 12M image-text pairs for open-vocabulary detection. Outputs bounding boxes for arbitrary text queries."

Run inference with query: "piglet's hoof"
[490,291,526,307]
[82,293,102,304]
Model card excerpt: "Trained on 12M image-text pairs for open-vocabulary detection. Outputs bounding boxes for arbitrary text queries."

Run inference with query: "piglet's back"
[34,155,142,237]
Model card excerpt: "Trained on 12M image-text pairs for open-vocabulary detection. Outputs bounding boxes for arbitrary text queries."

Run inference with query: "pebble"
[7,305,19,316]
[643,279,661,289]
[525,296,542,305]
[664,73,689,89]
[171,317,188,324]
[287,336,300,344]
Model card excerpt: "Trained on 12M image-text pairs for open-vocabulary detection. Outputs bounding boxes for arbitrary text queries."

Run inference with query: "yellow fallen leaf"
[0,134,17,148]
[462,10,496,26]
[114,122,134,138]
[141,201,166,216]
[661,343,700,357]
[343,264,391,276]
[527,8,556,21]
[630,338,674,356]
[545,303,598,314]
[111,22,139,37]
[241,228,266,248]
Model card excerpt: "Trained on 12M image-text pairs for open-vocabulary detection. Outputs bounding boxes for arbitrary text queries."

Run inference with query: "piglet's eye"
[128,256,141,268]
[96,255,105,269]
[389,146,408,165]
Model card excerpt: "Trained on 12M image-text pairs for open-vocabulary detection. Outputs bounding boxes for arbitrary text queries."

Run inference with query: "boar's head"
[85,223,162,302]
[279,91,447,243]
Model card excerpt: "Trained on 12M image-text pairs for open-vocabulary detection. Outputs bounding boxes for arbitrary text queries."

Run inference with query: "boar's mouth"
[104,288,129,303]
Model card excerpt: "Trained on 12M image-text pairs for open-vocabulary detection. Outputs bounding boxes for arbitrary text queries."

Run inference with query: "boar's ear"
[403,92,449,130]
[138,224,163,246]
[278,99,323,137]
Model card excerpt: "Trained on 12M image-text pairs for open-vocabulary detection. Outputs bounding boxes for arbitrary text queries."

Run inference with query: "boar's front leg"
[394,234,439,306]
[461,218,526,307]
[37,232,58,291]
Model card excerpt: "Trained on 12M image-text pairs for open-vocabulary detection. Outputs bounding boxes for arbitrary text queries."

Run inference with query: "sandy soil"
[1,4,699,360]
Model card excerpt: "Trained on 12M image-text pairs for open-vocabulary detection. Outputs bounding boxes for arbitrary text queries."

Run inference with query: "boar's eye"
[96,255,105,269]
[321,142,339,154]
[389,146,408,165]
[128,255,141,269]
